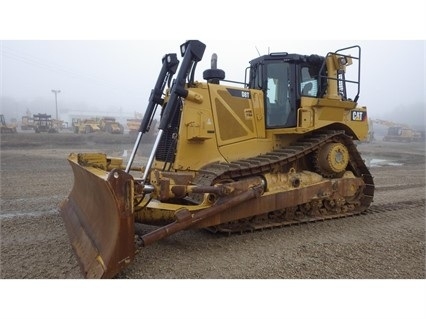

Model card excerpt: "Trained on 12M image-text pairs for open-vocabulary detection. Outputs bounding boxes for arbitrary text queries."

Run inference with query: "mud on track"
[0,132,425,279]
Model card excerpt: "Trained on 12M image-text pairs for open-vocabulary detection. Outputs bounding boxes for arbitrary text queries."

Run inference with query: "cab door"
[264,62,297,128]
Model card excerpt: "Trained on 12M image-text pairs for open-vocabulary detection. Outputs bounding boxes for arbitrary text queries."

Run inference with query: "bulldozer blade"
[60,154,135,279]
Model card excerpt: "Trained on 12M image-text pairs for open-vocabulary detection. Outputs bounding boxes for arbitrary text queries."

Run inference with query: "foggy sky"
[1,40,425,127]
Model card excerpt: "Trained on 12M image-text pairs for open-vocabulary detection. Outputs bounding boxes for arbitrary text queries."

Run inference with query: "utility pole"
[51,89,61,120]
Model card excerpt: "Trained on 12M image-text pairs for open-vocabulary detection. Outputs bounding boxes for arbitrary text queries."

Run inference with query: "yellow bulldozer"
[60,40,374,279]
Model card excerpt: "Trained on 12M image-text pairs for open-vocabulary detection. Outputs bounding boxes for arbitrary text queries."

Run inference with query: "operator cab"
[248,53,325,129]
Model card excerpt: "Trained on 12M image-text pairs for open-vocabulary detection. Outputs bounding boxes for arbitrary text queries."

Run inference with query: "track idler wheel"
[315,142,349,177]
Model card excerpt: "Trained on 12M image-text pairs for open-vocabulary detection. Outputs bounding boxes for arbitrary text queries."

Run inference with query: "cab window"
[265,62,294,127]
[300,65,319,97]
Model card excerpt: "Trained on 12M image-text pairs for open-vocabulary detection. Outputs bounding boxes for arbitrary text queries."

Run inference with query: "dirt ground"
[0,131,425,280]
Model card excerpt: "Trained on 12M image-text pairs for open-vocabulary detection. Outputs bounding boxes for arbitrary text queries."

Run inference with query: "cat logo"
[351,110,366,121]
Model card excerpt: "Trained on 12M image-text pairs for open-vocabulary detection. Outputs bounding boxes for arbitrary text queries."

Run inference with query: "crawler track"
[209,199,425,234]
[190,130,375,233]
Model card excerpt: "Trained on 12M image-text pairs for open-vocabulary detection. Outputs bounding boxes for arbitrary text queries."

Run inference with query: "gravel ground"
[1,133,425,279]
[1,132,425,317]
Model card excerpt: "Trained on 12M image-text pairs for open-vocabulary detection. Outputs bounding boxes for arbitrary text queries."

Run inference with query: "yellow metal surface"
[76,153,124,171]
[318,143,349,174]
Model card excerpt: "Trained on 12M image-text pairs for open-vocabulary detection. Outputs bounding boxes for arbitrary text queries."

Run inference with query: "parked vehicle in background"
[72,118,101,134]
[33,113,58,133]
[373,119,423,143]
[21,115,36,130]
[99,116,124,134]
[126,118,140,135]
[0,114,18,133]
